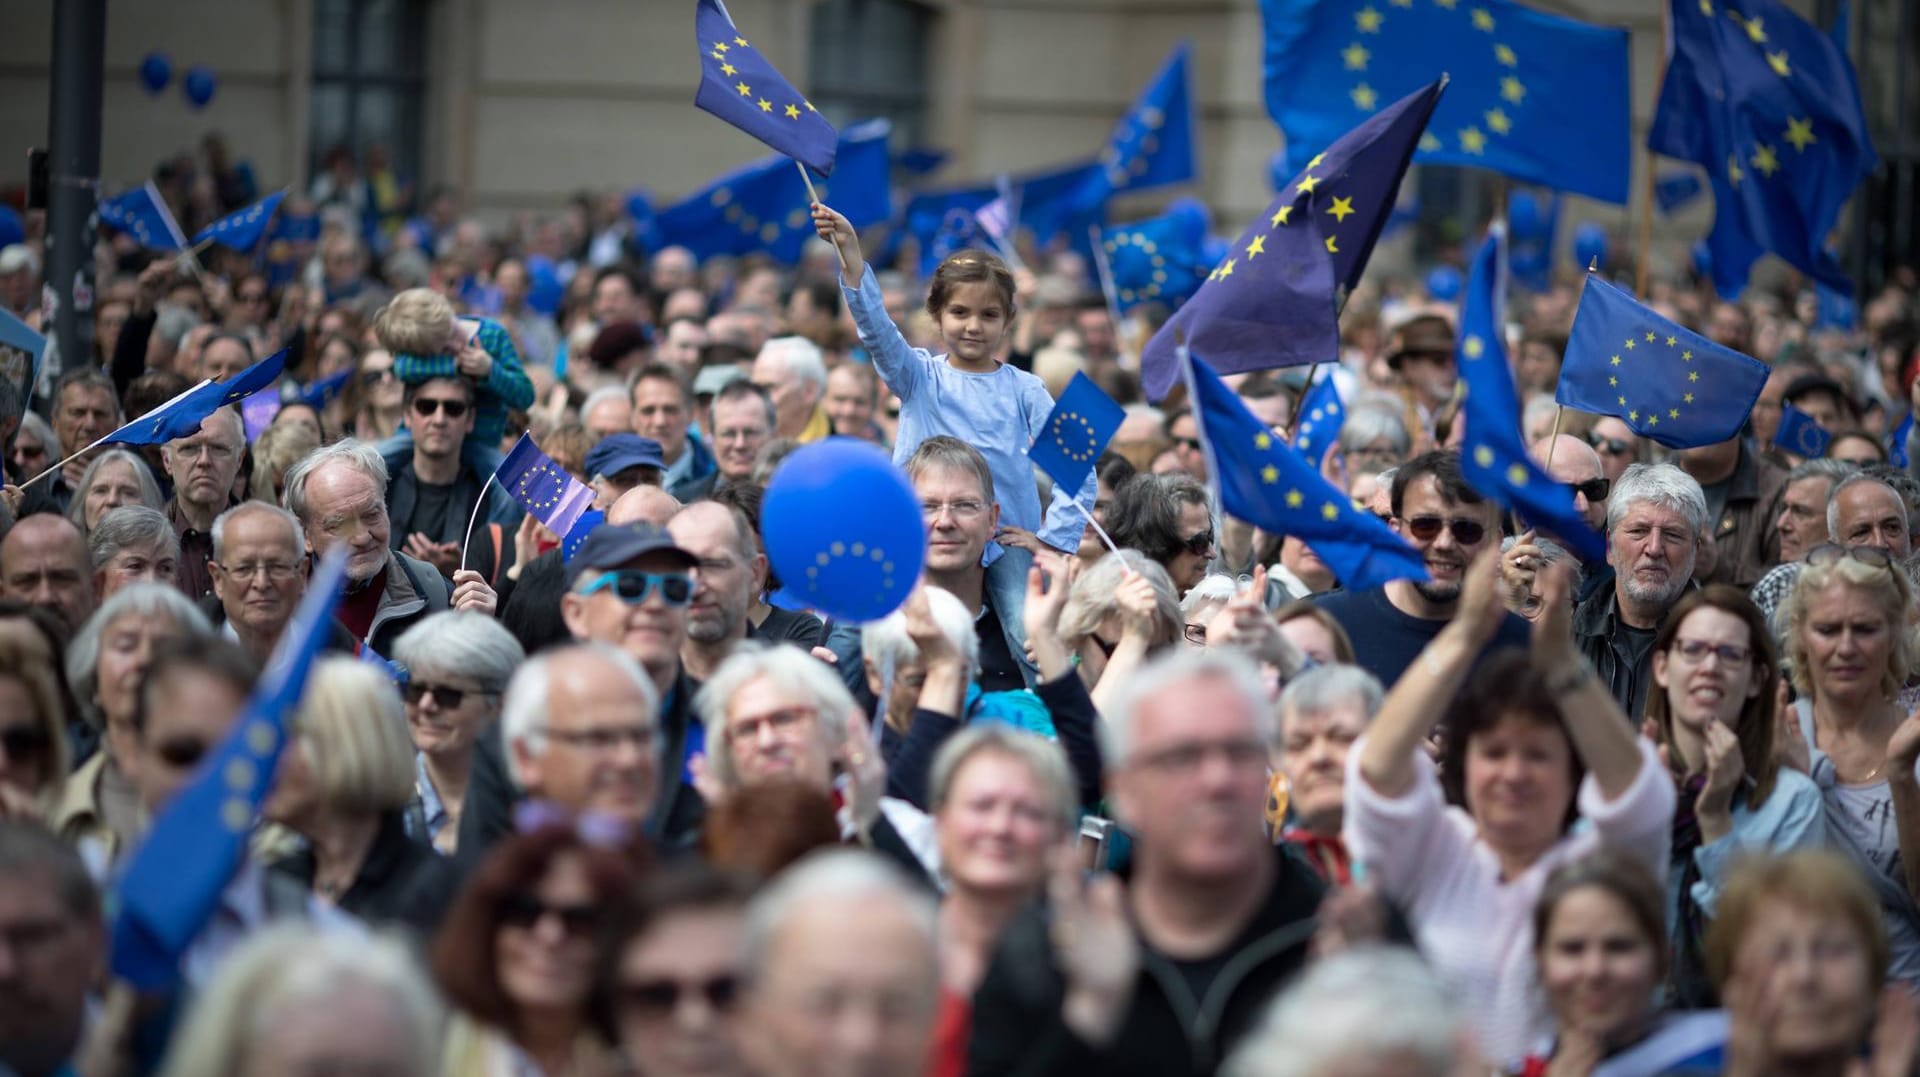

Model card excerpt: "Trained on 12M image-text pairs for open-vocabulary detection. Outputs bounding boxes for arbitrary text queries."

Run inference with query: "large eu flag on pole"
[1072,42,1197,211]
[1648,0,1877,298]
[693,0,839,175]
[1140,78,1444,401]
[1262,0,1631,203]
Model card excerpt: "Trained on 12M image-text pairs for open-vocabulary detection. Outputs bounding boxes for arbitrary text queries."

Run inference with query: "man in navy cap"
[386,374,519,581]
[585,433,667,510]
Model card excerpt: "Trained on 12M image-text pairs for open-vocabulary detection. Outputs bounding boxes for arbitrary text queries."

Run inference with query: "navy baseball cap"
[565,523,698,587]
[585,434,666,481]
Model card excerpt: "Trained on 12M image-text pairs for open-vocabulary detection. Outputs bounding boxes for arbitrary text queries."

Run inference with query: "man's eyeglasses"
[576,570,695,607]
[404,681,490,710]
[546,723,655,753]
[498,892,600,937]
[411,397,470,419]
[622,975,741,1015]
[1589,436,1634,457]
[1183,623,1208,645]
[1401,515,1488,545]
[1572,477,1611,502]
[1671,638,1754,666]
[726,707,816,744]
[921,499,987,521]
[1182,529,1215,557]
[217,560,301,584]
[1805,543,1895,570]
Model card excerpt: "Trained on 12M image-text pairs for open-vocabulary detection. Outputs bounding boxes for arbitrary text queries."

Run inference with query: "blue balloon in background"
[524,255,564,317]
[1508,191,1544,241]
[183,65,216,109]
[1574,223,1609,272]
[763,438,926,622]
[1425,265,1463,302]
[1164,196,1210,243]
[139,52,171,95]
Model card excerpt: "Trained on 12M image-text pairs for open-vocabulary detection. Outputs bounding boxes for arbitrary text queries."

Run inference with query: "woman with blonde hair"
[249,421,322,505]
[263,656,452,932]
[1056,549,1180,710]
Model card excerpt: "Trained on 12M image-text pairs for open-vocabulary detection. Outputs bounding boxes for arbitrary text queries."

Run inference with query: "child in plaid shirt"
[372,287,535,479]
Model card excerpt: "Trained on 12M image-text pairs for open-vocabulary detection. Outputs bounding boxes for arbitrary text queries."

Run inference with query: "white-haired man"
[1575,461,1707,717]
[500,641,662,829]
[161,405,245,601]
[750,335,831,442]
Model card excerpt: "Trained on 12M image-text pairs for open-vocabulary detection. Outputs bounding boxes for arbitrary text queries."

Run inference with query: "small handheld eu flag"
[693,0,838,176]
[192,189,288,252]
[97,181,188,253]
[495,433,598,543]
[1773,405,1833,459]
[1029,372,1124,498]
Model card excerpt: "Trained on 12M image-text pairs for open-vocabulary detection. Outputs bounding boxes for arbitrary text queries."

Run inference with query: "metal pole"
[45,0,107,391]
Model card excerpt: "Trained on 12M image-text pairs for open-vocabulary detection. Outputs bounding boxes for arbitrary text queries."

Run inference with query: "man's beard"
[1414,578,1461,606]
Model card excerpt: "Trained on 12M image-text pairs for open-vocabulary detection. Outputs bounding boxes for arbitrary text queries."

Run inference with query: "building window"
[309,0,427,204]
[808,0,932,148]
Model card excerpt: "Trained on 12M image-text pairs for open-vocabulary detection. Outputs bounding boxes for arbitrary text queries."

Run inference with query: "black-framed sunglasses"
[360,368,395,387]
[154,736,210,769]
[621,975,741,1014]
[411,397,470,419]
[1805,543,1894,569]
[0,723,50,761]
[1401,515,1488,545]
[1182,529,1216,556]
[1572,477,1611,502]
[404,681,488,710]
[498,892,600,937]
[1588,435,1633,456]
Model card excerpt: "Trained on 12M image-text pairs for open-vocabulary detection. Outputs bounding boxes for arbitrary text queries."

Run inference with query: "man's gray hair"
[499,641,660,789]
[1179,574,1239,618]
[16,411,60,460]
[87,505,181,571]
[1099,648,1272,767]
[1276,664,1384,742]
[860,585,977,680]
[1827,471,1909,540]
[153,304,200,354]
[694,642,856,789]
[742,849,937,983]
[67,583,212,725]
[1223,946,1463,1077]
[1336,403,1412,456]
[904,435,995,504]
[580,384,631,423]
[759,335,828,393]
[64,448,165,530]
[1606,462,1709,537]
[929,724,1079,834]
[1786,456,1858,487]
[282,438,390,522]
[210,501,305,563]
[393,611,526,697]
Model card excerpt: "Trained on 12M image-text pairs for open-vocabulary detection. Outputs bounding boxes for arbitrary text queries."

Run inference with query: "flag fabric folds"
[1262,0,1631,203]
[1456,230,1605,563]
[655,120,891,265]
[102,347,289,448]
[1028,373,1125,496]
[109,547,351,990]
[1184,349,1427,590]
[1290,372,1343,463]
[1140,78,1444,401]
[1648,0,1877,298]
[497,433,599,546]
[192,190,287,251]
[1095,211,1210,313]
[98,181,187,252]
[1773,405,1833,458]
[692,0,838,175]
[1890,412,1912,470]
[1556,276,1770,450]
[1073,42,1197,211]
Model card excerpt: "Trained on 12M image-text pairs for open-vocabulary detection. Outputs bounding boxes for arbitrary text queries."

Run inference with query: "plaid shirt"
[391,317,535,448]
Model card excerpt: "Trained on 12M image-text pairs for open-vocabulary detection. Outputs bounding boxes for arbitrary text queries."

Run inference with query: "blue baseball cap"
[565,523,698,587]
[585,434,666,481]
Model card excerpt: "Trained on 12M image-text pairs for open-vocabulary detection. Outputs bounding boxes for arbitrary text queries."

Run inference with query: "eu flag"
[192,190,286,252]
[1773,405,1833,458]
[1097,211,1210,313]
[1029,373,1124,495]
[1655,171,1706,215]
[1262,0,1631,203]
[97,181,187,252]
[1557,276,1769,450]
[656,120,891,264]
[1140,78,1444,401]
[1648,0,1877,298]
[1073,42,1197,211]
[497,433,597,542]
[1890,412,1912,470]
[102,347,290,448]
[1456,230,1605,563]
[263,204,320,288]
[110,547,350,990]
[1185,350,1427,590]
[692,0,838,175]
[294,368,352,411]
[1291,373,1343,463]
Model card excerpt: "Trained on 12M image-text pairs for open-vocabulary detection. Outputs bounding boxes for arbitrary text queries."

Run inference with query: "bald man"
[0,514,96,631]
[1529,434,1609,534]
[608,486,681,529]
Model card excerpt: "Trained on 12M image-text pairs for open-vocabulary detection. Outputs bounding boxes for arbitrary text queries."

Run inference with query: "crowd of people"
[1,128,1920,1077]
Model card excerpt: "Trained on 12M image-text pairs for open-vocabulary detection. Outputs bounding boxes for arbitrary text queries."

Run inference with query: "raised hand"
[810,202,866,280]
[1049,848,1137,1048]
[449,569,497,615]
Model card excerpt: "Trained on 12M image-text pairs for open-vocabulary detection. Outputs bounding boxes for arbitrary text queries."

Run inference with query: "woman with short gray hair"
[392,611,525,854]
[87,505,181,600]
[65,447,164,533]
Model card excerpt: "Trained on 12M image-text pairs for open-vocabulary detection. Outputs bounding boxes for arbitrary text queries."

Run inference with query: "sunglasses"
[1572,477,1611,502]
[1805,543,1894,569]
[1173,436,1203,452]
[1182,529,1216,557]
[411,397,470,419]
[360,368,395,386]
[1402,515,1488,545]
[621,975,740,1015]
[577,570,696,607]
[1589,436,1633,456]
[404,681,488,710]
[498,892,600,937]
[154,736,210,769]
[0,723,50,761]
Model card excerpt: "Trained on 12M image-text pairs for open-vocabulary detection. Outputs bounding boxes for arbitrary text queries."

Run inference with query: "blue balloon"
[1164,197,1210,243]
[139,52,171,95]
[1508,191,1544,241]
[523,255,564,317]
[1425,265,1463,302]
[763,438,926,622]
[1574,222,1609,272]
[183,65,216,109]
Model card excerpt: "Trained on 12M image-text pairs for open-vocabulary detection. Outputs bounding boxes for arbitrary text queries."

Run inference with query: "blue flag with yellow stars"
[1648,0,1876,298]
[102,347,289,448]
[656,120,891,264]
[109,547,350,990]
[1029,372,1125,496]
[97,181,187,252]
[692,0,838,175]
[1184,349,1428,590]
[1772,404,1833,458]
[1291,372,1343,464]
[1557,275,1770,450]
[191,189,286,252]
[1096,211,1210,313]
[1140,77,1444,401]
[496,433,599,546]
[1073,42,1197,211]
[1262,0,1631,204]
[1456,229,1605,563]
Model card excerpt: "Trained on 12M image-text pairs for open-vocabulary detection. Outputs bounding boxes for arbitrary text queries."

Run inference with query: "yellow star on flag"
[1464,335,1484,359]
[1507,463,1529,486]
[1784,117,1817,152]
[784,104,801,119]
[1436,0,1457,7]
[734,35,747,45]
[1219,258,1237,279]
[1609,376,1619,386]
[1684,393,1695,403]
[1324,235,1340,254]
[712,41,730,52]
[1389,0,1412,6]
[1728,155,1745,185]
[1647,415,1660,427]
[1667,336,1678,346]
[1501,76,1526,104]
[1610,355,1622,366]
[1321,503,1341,521]
[1261,465,1280,483]
[1767,51,1791,77]
[1459,127,1487,154]
[1485,108,1512,135]
[1752,143,1781,177]
[1295,173,1321,194]
[1742,16,1766,43]
[1670,409,1680,419]
[1246,234,1267,259]
[1270,204,1294,228]
[1699,0,1712,11]
[1327,196,1355,222]
[1350,83,1378,111]
[736,82,752,96]
[1624,338,1636,350]
[1688,371,1700,382]
[1343,43,1371,70]
[720,62,736,76]
[1475,446,1495,466]
[1286,489,1304,508]
[1471,7,1495,31]
[1356,6,1384,32]
[1494,43,1517,67]
[1682,350,1693,360]
[1308,153,1327,169]
[1629,410,1640,422]
[757,98,773,113]
[1646,331,1656,342]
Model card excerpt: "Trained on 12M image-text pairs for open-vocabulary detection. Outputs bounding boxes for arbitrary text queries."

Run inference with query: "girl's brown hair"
[925,249,1017,321]
[1645,585,1782,809]
[1533,849,1670,979]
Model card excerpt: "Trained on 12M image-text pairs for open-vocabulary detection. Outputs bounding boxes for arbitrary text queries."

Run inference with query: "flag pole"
[1069,498,1123,560]
[16,433,110,490]
[795,161,851,275]
[458,472,502,573]
[1087,225,1128,365]
[1542,405,1566,471]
